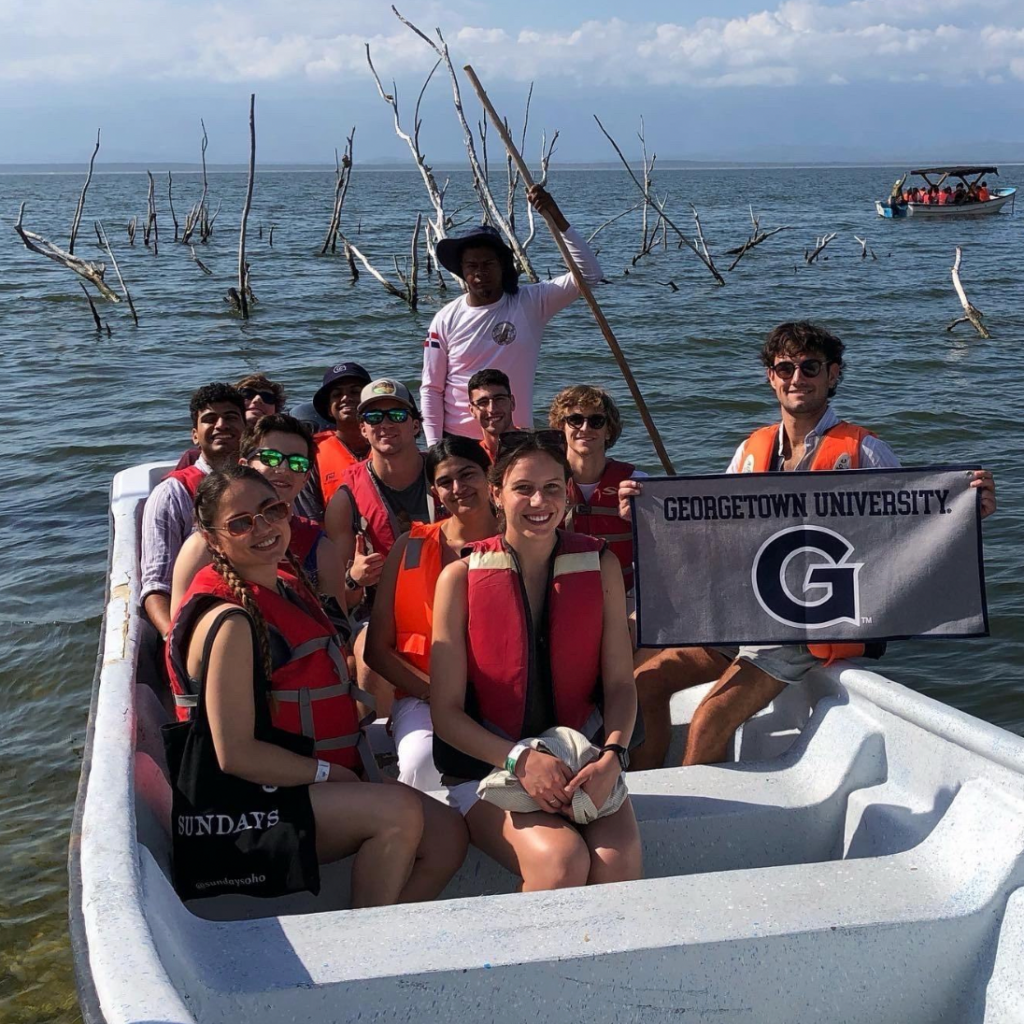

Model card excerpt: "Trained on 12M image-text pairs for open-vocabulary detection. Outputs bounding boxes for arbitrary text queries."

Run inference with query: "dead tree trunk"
[238,95,256,320]
[15,202,119,301]
[182,120,209,245]
[95,220,138,324]
[167,171,179,242]
[804,232,837,264]
[853,235,877,260]
[127,216,137,246]
[69,128,100,255]
[947,246,990,338]
[144,171,159,255]
[321,129,355,255]
[726,207,791,271]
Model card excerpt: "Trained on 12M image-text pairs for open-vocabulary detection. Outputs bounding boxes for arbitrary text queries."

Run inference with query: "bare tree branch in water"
[14,202,119,301]
[587,201,645,244]
[189,244,213,275]
[726,206,791,270]
[593,115,724,286]
[804,232,837,264]
[322,129,355,255]
[637,117,658,255]
[144,171,159,255]
[342,215,424,310]
[522,129,558,252]
[392,6,539,282]
[127,216,137,246]
[79,282,110,335]
[947,245,990,338]
[167,171,179,242]
[238,94,256,319]
[506,82,533,231]
[69,128,100,255]
[95,220,137,324]
[182,120,209,245]
[853,235,877,261]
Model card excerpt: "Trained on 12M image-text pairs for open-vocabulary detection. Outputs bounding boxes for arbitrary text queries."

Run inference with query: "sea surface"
[1,164,1022,1021]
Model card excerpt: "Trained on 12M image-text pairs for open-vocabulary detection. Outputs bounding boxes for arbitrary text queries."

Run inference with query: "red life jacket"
[288,515,323,567]
[165,565,374,772]
[315,431,365,507]
[341,458,442,558]
[163,464,206,498]
[737,421,874,473]
[465,531,604,742]
[978,186,990,202]
[564,459,635,591]
[738,420,878,665]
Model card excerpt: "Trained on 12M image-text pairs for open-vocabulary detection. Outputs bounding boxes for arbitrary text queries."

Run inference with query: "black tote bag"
[162,607,320,901]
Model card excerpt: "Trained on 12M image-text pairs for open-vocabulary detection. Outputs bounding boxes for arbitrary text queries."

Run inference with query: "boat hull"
[877,188,1016,218]
[70,463,1024,1023]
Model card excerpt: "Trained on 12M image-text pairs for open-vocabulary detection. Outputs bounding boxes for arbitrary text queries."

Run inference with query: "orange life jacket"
[315,432,364,507]
[479,438,497,465]
[165,565,374,772]
[738,421,877,665]
[978,186,990,202]
[564,459,635,591]
[341,458,442,559]
[392,521,446,699]
[738,421,874,474]
[163,464,206,498]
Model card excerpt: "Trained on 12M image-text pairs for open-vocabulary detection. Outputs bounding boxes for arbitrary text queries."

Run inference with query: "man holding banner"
[624,321,997,770]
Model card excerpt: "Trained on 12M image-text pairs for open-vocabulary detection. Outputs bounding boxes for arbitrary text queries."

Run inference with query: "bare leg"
[465,800,591,892]
[682,660,786,766]
[310,780,422,907]
[630,646,730,771]
[581,799,643,885]
[353,627,394,720]
[396,785,469,903]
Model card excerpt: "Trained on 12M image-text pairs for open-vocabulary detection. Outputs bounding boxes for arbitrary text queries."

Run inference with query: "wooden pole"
[238,94,256,319]
[462,64,675,475]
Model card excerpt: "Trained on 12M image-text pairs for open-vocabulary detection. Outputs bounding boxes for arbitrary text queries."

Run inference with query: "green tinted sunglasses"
[361,408,411,425]
[253,448,311,473]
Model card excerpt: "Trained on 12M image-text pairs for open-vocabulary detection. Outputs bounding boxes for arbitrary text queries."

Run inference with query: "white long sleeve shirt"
[420,226,603,443]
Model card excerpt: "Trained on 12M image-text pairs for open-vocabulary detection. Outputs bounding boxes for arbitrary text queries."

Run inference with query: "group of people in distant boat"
[901,181,991,205]
[139,182,998,907]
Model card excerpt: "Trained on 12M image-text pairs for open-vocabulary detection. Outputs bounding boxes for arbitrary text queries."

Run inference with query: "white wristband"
[314,759,331,784]
[505,743,529,775]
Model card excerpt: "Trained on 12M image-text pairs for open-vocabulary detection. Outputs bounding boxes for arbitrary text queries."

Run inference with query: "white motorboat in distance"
[69,462,1024,1023]
[876,165,1016,217]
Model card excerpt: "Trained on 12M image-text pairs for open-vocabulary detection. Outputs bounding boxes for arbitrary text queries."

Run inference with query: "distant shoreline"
[3,160,1024,176]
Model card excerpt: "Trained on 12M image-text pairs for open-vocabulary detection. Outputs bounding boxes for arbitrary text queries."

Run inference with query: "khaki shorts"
[713,644,820,687]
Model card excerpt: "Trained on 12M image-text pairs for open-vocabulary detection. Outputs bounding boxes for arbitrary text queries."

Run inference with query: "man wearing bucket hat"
[311,361,372,508]
[325,377,446,717]
[420,184,603,444]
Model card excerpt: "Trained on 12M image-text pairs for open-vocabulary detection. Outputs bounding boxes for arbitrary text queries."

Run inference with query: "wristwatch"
[601,743,629,771]
[344,568,360,591]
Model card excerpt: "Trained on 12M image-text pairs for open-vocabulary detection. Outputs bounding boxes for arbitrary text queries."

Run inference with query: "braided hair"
[193,465,280,682]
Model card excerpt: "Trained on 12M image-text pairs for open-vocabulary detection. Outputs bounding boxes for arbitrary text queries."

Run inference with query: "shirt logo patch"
[492,321,517,346]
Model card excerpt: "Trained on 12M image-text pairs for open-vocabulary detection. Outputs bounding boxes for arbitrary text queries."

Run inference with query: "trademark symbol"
[860,616,873,625]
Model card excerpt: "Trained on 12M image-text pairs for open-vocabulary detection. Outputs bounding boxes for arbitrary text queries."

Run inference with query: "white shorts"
[443,780,481,818]
[390,696,444,795]
[714,644,819,686]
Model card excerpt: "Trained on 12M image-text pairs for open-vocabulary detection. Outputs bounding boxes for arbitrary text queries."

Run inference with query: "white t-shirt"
[576,468,648,503]
[420,227,603,444]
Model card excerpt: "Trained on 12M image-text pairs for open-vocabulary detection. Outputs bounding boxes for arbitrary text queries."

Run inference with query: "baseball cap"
[357,378,419,416]
[312,361,372,421]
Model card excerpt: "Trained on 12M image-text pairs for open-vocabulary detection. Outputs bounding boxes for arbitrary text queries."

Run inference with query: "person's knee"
[381,785,425,846]
[589,838,643,884]
[524,841,591,890]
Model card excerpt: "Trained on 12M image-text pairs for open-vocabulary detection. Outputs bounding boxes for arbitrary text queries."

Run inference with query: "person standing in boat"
[430,432,642,892]
[420,185,603,444]
[165,465,467,905]
[364,437,499,794]
[548,385,646,596]
[170,414,344,614]
[141,383,246,641]
[621,321,997,771]
[467,368,517,464]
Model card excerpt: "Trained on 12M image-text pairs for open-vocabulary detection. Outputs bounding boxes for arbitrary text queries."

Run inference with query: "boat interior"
[83,463,1024,1023]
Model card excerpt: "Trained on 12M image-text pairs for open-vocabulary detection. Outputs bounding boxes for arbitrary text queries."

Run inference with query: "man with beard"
[141,383,246,638]
[420,185,602,443]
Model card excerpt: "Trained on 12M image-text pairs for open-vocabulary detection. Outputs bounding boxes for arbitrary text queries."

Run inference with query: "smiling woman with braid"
[163,465,467,907]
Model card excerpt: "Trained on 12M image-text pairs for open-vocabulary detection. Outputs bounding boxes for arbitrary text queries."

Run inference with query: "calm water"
[2,164,1022,1021]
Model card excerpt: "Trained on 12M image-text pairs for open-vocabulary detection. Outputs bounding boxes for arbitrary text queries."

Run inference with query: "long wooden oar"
[463,65,676,475]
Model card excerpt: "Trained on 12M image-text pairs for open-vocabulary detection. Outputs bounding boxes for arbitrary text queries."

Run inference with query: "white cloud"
[2,0,1024,87]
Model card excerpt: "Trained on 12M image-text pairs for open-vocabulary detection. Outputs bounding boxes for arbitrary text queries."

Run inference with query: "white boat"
[875,166,1016,218]
[70,462,1024,1024]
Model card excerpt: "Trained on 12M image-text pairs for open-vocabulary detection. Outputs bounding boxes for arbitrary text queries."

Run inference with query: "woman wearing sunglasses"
[548,385,646,595]
[165,465,468,905]
[430,432,642,892]
[364,436,499,794]
[170,415,343,614]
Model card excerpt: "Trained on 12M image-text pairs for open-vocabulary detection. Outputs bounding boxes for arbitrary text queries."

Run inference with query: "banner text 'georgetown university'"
[632,468,988,648]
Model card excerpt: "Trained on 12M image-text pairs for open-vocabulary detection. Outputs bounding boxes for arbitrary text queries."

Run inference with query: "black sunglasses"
[239,387,278,404]
[496,429,567,459]
[770,359,828,380]
[564,413,608,430]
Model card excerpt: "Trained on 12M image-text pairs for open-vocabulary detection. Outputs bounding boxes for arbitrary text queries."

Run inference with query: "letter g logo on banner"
[752,525,863,629]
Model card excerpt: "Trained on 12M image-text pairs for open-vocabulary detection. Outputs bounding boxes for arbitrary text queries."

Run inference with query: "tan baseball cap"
[357,378,419,416]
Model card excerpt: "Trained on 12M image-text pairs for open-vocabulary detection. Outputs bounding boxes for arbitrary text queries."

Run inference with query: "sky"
[2,0,1024,165]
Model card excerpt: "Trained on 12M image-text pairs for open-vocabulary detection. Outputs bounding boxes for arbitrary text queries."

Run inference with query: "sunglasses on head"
[770,358,828,380]
[361,408,411,425]
[564,412,608,430]
[208,499,291,538]
[239,387,277,404]
[252,448,311,473]
[497,429,567,459]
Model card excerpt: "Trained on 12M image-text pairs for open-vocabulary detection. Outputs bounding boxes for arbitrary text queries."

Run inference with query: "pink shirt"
[419,227,603,443]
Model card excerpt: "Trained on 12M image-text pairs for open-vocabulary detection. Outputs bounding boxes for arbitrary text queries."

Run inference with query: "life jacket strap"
[174,694,198,708]
[270,682,352,702]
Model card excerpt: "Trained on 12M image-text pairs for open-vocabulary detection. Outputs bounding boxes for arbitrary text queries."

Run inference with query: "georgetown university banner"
[632,468,988,648]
